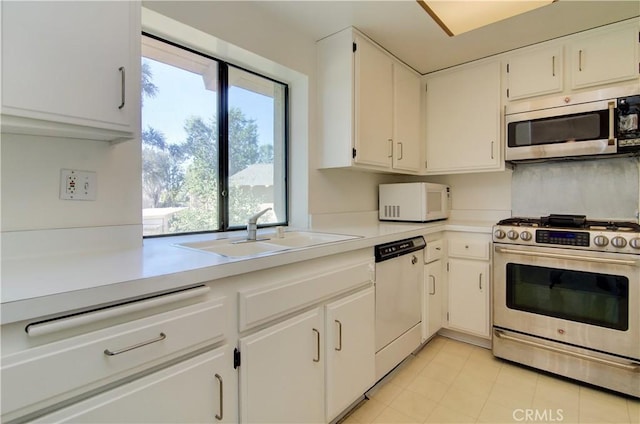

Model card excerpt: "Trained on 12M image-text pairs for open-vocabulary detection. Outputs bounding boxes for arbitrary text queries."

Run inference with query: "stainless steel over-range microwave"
[505,87,640,162]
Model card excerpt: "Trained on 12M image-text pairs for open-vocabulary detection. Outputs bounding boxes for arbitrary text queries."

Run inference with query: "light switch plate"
[60,169,96,200]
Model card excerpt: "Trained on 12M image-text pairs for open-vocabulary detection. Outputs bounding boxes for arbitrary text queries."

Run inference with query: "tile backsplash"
[511,156,639,221]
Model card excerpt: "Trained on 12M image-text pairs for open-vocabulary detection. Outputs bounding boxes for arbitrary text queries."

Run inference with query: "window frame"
[141,32,289,238]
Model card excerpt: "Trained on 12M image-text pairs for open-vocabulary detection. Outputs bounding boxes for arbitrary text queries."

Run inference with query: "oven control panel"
[536,230,590,247]
[494,225,640,254]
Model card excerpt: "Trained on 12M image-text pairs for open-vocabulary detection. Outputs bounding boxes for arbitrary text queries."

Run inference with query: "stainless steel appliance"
[374,236,425,379]
[492,214,640,397]
[378,182,450,223]
[505,86,640,162]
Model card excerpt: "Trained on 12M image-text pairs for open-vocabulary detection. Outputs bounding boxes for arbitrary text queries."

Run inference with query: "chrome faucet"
[246,208,272,241]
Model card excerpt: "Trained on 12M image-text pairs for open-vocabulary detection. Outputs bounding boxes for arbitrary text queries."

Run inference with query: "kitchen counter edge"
[1,220,493,324]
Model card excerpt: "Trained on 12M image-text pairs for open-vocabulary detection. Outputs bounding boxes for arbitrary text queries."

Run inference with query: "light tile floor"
[342,336,640,424]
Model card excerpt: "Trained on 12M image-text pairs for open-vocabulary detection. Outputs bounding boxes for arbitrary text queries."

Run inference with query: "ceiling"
[250,1,639,74]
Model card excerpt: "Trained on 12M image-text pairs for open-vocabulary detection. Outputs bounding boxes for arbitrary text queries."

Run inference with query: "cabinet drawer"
[1,298,226,419]
[238,260,373,332]
[425,240,444,262]
[31,346,235,423]
[448,239,489,260]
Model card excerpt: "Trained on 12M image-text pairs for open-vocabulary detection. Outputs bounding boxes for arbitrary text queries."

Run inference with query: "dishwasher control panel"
[375,236,426,262]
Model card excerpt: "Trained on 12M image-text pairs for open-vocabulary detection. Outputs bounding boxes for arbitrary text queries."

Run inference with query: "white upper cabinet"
[392,63,422,173]
[353,34,394,169]
[506,45,564,100]
[1,1,140,142]
[317,27,422,174]
[570,21,639,90]
[424,60,502,174]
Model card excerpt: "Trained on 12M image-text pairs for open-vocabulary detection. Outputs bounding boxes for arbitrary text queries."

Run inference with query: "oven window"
[508,110,609,147]
[506,264,629,330]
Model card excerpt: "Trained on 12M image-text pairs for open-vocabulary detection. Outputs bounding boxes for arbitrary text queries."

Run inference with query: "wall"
[426,170,512,221]
[142,1,403,226]
[1,132,141,233]
[511,157,639,220]
[0,1,399,241]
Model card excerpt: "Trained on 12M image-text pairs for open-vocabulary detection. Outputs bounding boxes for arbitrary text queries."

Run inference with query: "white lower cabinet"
[423,258,444,340]
[1,294,226,422]
[31,346,236,423]
[325,287,375,422]
[446,234,492,338]
[239,308,325,423]
[422,237,445,341]
[238,286,375,424]
[448,259,490,337]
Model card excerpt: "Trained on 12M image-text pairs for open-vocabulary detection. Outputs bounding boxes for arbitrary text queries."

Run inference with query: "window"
[141,34,288,236]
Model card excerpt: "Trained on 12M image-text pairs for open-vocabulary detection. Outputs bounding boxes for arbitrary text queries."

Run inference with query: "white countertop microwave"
[379,182,450,222]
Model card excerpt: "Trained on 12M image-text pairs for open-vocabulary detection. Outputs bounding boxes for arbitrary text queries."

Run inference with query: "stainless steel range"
[492,214,640,397]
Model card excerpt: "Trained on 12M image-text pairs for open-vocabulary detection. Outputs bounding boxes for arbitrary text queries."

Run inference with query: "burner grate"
[498,216,640,232]
[587,220,640,232]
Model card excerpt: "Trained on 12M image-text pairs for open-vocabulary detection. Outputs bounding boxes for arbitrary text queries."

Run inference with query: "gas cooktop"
[497,214,640,232]
[494,214,640,253]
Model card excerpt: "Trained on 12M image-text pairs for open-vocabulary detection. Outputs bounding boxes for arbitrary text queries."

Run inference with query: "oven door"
[493,243,639,360]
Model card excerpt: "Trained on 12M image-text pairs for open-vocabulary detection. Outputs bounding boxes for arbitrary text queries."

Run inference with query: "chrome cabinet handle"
[552,55,555,77]
[398,142,403,160]
[429,275,436,295]
[335,320,343,351]
[388,139,393,158]
[478,273,483,290]
[118,66,126,109]
[490,141,494,160]
[214,373,223,420]
[104,332,166,356]
[578,50,583,72]
[313,328,320,362]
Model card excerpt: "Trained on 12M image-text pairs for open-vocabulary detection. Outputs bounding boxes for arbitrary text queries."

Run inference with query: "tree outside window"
[141,35,287,236]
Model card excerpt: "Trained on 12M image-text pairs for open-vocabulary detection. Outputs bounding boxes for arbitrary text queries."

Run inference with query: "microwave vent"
[383,205,400,218]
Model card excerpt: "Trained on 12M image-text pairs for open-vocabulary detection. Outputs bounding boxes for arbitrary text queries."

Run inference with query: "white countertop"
[1,218,494,324]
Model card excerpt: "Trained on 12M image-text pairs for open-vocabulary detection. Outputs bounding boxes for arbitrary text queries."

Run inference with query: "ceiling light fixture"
[416,0,556,37]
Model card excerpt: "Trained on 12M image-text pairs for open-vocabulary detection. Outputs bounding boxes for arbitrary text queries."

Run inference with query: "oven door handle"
[495,247,639,266]
[494,330,640,372]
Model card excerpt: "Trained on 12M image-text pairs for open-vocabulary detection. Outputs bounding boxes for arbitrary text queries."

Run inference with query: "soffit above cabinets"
[248,0,639,74]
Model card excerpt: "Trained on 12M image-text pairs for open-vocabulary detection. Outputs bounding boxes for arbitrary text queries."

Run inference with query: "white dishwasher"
[374,236,425,379]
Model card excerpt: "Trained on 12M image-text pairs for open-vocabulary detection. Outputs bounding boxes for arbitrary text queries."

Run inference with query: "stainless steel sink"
[176,231,361,258]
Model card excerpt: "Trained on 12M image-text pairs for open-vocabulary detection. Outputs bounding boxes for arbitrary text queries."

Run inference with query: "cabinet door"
[571,24,639,89]
[354,35,393,169]
[448,259,490,337]
[1,1,138,137]
[393,63,422,173]
[325,287,375,422]
[32,347,236,423]
[239,309,324,424]
[425,61,501,174]
[423,260,443,340]
[507,46,563,100]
